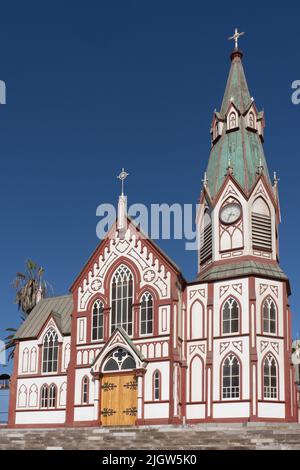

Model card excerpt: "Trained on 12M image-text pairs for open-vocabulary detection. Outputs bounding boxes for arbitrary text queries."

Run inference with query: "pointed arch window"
[92,299,104,341]
[41,383,56,408]
[229,112,237,129]
[140,292,153,336]
[103,347,136,372]
[111,264,133,335]
[82,376,89,404]
[263,297,277,334]
[41,384,48,408]
[153,370,161,401]
[222,354,240,399]
[42,328,59,373]
[263,354,277,399]
[249,111,255,129]
[222,297,240,335]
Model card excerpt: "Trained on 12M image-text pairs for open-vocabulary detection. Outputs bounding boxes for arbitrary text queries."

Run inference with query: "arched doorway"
[100,347,138,426]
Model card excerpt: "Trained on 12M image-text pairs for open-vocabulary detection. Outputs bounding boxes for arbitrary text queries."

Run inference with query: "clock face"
[220,203,242,225]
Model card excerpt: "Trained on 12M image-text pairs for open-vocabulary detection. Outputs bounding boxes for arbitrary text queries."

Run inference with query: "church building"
[8,34,297,427]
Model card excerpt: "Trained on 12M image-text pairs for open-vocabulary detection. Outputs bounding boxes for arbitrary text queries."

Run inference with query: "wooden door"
[100,373,137,426]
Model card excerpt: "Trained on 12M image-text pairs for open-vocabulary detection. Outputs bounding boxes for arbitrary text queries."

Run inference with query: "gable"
[71,217,184,312]
[14,295,73,340]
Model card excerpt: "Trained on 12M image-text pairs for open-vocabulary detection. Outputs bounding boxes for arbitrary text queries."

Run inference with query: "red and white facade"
[8,46,297,427]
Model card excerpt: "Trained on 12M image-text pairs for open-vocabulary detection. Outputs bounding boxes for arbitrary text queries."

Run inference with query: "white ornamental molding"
[190,290,197,300]
[189,344,206,356]
[189,346,197,355]
[220,342,230,355]
[270,286,279,298]
[222,184,238,200]
[232,283,242,296]
[260,341,269,353]
[271,342,279,354]
[254,184,267,199]
[233,341,243,353]
[198,289,206,298]
[220,285,230,298]
[260,284,268,296]
[78,231,171,311]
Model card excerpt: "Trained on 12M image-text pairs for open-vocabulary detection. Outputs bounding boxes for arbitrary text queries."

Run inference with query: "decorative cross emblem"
[114,348,127,362]
[117,168,129,196]
[228,28,245,50]
[143,270,155,282]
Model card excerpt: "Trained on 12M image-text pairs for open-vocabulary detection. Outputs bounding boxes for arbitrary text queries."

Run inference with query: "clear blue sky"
[1,1,300,372]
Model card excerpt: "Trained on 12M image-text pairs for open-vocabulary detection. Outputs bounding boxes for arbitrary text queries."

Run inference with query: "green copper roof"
[206,51,272,199]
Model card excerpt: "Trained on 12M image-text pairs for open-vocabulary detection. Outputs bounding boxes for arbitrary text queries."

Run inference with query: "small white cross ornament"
[228,28,245,50]
[117,168,129,195]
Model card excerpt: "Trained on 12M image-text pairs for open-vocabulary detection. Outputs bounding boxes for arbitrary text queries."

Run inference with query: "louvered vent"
[252,212,272,251]
[200,223,212,264]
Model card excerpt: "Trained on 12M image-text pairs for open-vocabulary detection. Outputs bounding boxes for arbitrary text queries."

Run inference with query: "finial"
[117,168,129,196]
[257,157,264,175]
[273,171,280,187]
[226,156,233,176]
[228,28,245,50]
[202,171,208,188]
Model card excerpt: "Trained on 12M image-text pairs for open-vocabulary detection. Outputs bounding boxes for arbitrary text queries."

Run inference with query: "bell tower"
[197,31,282,282]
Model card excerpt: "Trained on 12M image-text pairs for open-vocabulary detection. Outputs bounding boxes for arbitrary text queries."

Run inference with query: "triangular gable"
[36,311,63,344]
[91,327,146,374]
[70,215,184,294]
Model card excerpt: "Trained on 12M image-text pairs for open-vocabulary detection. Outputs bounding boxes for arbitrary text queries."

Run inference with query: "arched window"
[263,297,277,334]
[229,112,237,129]
[103,347,136,372]
[222,298,239,334]
[48,384,56,408]
[40,384,48,408]
[222,354,240,399]
[140,292,153,335]
[249,112,255,128]
[111,265,133,335]
[92,299,104,340]
[251,197,272,252]
[153,370,160,401]
[82,376,89,404]
[22,348,29,373]
[263,354,277,399]
[42,328,59,373]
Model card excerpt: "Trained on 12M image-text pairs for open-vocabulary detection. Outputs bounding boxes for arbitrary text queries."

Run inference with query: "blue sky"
[1,1,300,372]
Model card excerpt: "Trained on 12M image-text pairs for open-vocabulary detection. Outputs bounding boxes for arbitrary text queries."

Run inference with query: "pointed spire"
[256,157,264,176]
[205,33,272,199]
[226,156,234,176]
[117,168,129,233]
[202,171,208,188]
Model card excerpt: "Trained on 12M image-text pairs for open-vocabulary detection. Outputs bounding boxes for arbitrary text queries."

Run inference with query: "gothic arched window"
[153,370,161,401]
[263,354,277,399]
[111,265,133,335]
[249,112,255,128]
[42,328,59,373]
[140,292,153,335]
[222,298,239,335]
[222,354,240,399]
[40,384,48,408]
[92,299,104,341]
[82,376,89,404]
[48,384,56,408]
[263,297,277,334]
[229,112,237,129]
[103,347,136,372]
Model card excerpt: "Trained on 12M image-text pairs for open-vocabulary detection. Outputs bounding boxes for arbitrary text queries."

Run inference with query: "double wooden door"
[100,373,138,426]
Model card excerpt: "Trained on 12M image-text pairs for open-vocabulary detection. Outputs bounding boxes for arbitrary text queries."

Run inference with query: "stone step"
[0,424,300,450]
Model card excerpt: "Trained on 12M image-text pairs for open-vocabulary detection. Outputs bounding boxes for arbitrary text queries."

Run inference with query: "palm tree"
[4,259,49,360]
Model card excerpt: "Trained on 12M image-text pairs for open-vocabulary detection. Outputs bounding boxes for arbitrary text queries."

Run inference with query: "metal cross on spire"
[228,28,245,50]
[117,168,129,196]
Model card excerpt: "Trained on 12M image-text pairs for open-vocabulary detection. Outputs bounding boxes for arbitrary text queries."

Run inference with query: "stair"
[1,423,300,450]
